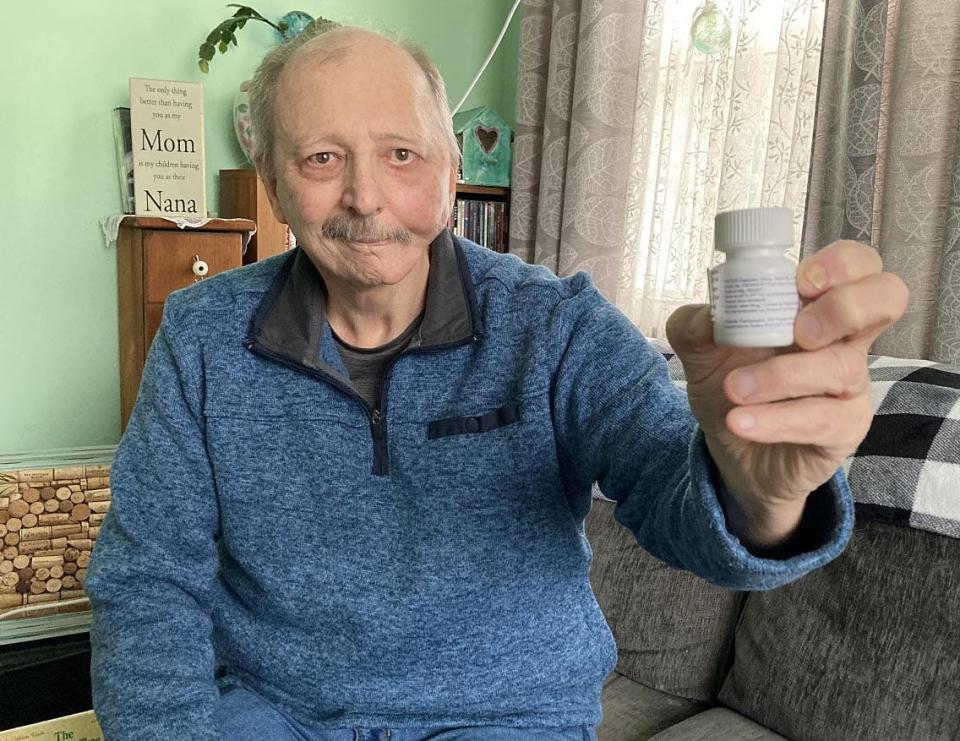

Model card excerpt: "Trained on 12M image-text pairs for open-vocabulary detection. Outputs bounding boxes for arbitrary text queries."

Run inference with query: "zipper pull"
[370,408,384,437]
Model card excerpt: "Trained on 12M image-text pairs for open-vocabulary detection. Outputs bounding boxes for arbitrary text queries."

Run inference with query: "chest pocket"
[427,403,521,440]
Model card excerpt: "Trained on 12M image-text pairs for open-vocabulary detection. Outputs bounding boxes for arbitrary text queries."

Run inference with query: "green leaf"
[229,32,239,46]
[199,42,216,61]
[218,40,229,53]
[199,59,210,74]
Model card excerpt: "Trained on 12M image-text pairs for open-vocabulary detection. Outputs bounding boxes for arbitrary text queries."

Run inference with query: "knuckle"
[827,345,867,395]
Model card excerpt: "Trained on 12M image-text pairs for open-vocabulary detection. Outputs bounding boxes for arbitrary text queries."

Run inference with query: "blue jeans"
[214,685,596,740]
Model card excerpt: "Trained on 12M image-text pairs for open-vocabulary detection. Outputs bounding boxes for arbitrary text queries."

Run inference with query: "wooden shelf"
[455,184,510,198]
[118,216,254,232]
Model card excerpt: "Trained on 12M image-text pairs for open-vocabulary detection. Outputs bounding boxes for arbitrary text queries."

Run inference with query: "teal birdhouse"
[453,107,512,187]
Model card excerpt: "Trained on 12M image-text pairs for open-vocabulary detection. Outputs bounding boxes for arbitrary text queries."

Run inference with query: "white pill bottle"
[710,207,799,347]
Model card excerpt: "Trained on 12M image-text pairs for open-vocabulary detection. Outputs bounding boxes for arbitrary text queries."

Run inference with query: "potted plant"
[197,5,337,162]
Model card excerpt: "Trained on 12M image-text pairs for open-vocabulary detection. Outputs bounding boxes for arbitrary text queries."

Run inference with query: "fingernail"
[805,263,829,291]
[730,371,756,399]
[736,412,755,431]
[796,311,823,343]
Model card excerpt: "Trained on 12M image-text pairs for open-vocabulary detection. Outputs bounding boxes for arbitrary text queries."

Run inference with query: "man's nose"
[341,157,384,216]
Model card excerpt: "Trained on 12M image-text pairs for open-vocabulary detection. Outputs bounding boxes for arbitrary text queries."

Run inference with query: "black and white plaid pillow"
[651,341,960,540]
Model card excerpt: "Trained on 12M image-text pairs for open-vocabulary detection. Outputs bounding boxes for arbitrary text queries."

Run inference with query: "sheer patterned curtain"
[511,0,826,339]
[802,0,960,362]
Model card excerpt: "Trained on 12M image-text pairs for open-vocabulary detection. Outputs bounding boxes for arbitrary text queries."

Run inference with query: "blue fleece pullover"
[86,232,853,738]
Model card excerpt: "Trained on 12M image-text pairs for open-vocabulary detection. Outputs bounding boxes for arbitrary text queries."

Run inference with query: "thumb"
[665,304,715,357]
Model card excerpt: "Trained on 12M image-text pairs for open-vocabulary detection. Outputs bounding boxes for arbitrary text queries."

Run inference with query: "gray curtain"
[509,0,646,300]
[802,0,960,362]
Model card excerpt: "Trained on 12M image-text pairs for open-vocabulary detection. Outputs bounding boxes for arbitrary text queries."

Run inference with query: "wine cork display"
[0,464,110,617]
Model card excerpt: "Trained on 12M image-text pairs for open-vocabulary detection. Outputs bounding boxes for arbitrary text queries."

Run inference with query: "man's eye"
[393,149,412,162]
[308,152,334,165]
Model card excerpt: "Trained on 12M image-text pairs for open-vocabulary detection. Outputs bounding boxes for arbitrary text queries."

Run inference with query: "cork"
[30,555,64,569]
[66,539,94,550]
[70,491,85,504]
[39,512,70,524]
[0,524,5,538]
[88,501,111,515]
[55,487,72,501]
[84,465,111,478]
[89,526,101,539]
[8,500,29,518]
[50,524,82,537]
[40,487,56,501]
[0,593,23,608]
[49,565,64,578]
[76,568,87,582]
[18,469,53,483]
[85,489,111,502]
[21,514,38,528]
[19,526,52,541]
[4,533,19,546]
[22,488,40,503]
[58,500,73,513]
[6,518,21,533]
[63,562,78,575]
[88,513,106,526]
[13,555,29,569]
[35,567,50,580]
[69,504,91,522]
[76,553,91,569]
[45,579,62,593]
[1,573,19,588]
[43,499,60,513]
[28,501,44,515]
[29,580,46,595]
[54,466,85,480]
[61,589,87,600]
[2,546,17,559]
[62,575,77,589]
[0,511,8,524]
[27,592,59,604]
[64,548,80,562]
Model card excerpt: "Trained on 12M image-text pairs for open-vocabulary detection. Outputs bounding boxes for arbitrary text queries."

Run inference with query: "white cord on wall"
[451,0,524,115]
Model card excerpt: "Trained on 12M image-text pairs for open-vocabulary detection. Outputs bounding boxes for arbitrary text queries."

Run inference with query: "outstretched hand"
[665,240,908,549]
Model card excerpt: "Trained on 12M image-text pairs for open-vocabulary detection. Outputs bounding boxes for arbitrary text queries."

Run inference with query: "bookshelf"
[452,183,510,253]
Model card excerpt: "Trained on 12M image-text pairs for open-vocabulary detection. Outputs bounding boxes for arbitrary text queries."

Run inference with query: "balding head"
[248,25,460,180]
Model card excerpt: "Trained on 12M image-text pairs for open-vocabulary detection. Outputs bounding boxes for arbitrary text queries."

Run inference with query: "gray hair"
[248,24,461,179]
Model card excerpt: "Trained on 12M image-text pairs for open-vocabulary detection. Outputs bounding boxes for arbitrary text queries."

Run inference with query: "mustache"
[320,215,412,244]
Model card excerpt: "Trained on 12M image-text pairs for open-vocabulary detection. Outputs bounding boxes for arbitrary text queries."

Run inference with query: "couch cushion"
[598,672,705,741]
[647,708,787,740]
[718,518,960,740]
[586,499,745,702]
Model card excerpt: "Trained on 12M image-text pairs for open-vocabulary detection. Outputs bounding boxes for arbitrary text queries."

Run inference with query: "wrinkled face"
[263,38,457,291]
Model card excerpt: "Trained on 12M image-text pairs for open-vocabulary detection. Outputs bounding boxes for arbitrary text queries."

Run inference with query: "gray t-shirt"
[332,313,423,410]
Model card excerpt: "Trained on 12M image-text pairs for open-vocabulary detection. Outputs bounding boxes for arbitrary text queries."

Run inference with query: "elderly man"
[87,24,906,741]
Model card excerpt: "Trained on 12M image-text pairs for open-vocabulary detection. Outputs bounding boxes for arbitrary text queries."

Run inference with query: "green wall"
[1,0,521,454]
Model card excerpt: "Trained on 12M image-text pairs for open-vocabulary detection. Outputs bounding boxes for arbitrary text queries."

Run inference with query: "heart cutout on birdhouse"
[475,126,500,154]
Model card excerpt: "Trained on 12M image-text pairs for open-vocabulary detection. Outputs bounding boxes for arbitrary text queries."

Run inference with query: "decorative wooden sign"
[129,77,206,218]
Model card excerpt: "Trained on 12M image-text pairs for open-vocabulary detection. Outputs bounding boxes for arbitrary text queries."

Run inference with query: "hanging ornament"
[691,1,732,55]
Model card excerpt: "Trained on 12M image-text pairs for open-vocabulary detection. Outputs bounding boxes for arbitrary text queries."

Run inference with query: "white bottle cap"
[715,207,793,251]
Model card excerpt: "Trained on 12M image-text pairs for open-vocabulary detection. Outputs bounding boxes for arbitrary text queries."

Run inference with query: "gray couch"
[587,353,960,741]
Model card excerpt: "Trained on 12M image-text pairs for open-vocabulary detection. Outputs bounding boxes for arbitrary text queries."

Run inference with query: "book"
[111,107,134,214]
[129,78,206,218]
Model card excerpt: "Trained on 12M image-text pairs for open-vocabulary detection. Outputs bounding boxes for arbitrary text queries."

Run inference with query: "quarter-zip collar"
[245,228,484,379]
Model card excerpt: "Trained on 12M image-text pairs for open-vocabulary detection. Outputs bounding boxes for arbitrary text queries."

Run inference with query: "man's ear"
[257,159,289,225]
[447,164,458,211]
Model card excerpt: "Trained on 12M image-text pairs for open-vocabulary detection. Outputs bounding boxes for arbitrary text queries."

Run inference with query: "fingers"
[724,343,869,405]
[793,271,909,351]
[797,240,883,299]
[726,394,873,450]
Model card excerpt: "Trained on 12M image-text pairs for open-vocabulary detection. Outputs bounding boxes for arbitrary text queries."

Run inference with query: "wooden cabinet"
[219,168,292,264]
[116,216,254,430]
